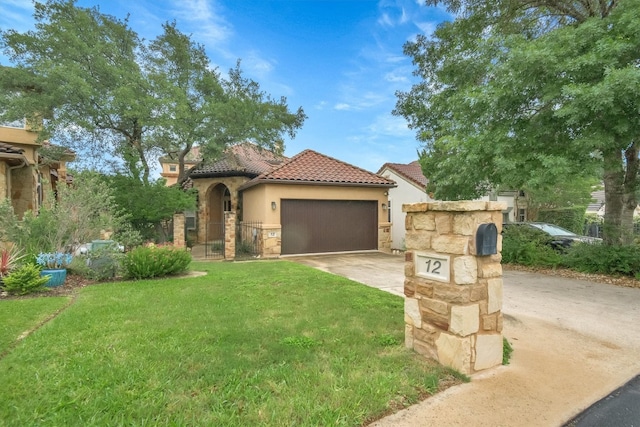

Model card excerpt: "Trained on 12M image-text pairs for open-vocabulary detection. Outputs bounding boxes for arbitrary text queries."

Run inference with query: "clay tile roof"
[0,142,25,155]
[239,149,396,190]
[190,142,287,178]
[378,160,428,188]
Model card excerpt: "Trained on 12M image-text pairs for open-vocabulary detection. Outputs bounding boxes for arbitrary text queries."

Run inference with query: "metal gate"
[205,222,225,259]
[236,221,262,259]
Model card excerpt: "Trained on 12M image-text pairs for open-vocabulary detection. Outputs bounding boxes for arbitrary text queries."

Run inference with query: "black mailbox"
[476,223,498,256]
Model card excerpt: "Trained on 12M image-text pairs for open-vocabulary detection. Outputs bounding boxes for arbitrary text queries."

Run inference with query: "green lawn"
[0,261,463,426]
[0,296,71,355]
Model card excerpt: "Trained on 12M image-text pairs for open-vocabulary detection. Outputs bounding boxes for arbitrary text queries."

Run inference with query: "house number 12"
[415,252,450,282]
[424,259,442,275]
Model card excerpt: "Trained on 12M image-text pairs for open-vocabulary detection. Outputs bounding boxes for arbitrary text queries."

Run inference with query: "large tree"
[0,1,305,186]
[395,0,640,244]
[0,0,154,181]
[143,22,306,187]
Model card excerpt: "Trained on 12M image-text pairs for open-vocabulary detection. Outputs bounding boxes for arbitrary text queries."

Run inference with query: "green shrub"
[501,225,563,267]
[236,240,254,255]
[562,243,640,277]
[67,250,123,281]
[2,263,49,295]
[122,245,191,280]
[537,207,586,234]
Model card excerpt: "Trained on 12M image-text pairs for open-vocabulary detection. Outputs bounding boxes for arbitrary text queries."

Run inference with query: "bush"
[562,243,640,277]
[501,225,563,267]
[122,245,191,280]
[2,263,49,295]
[67,250,124,281]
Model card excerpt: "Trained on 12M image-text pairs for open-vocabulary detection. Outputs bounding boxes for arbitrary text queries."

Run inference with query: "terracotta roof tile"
[378,161,427,188]
[191,143,287,178]
[240,149,396,189]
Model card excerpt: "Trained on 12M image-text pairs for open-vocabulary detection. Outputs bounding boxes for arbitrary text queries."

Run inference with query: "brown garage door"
[281,199,378,255]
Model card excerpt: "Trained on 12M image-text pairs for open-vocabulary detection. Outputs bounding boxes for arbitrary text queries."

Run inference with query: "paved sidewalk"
[289,252,640,426]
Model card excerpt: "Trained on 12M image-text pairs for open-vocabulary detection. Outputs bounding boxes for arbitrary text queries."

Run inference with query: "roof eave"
[239,179,397,192]
[190,170,258,180]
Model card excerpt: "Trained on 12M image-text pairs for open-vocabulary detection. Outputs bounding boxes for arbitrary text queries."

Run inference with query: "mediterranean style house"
[0,118,74,219]
[160,143,396,257]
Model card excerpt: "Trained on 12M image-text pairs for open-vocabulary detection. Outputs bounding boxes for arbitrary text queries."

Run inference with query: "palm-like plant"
[0,246,25,279]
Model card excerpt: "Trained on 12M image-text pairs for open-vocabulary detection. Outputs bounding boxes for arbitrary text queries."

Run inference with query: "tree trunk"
[602,145,638,245]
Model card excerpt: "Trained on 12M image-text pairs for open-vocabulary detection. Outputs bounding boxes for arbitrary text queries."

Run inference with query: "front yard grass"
[0,297,71,355]
[0,261,464,426]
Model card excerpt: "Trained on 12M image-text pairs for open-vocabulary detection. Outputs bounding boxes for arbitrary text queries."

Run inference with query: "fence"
[235,221,262,259]
[584,222,640,238]
[204,222,225,259]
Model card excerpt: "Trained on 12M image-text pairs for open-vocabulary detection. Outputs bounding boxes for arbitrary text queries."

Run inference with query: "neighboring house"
[159,146,202,187]
[0,119,74,219]
[160,143,396,256]
[586,189,605,216]
[376,161,432,251]
[377,161,518,251]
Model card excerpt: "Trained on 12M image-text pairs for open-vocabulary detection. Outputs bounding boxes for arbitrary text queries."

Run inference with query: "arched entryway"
[205,183,231,257]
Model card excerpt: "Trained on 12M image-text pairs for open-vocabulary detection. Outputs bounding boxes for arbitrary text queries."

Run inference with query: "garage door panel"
[281,199,377,255]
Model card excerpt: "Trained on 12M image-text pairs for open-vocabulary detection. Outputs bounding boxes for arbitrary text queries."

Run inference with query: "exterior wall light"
[271,201,277,210]
[382,203,387,211]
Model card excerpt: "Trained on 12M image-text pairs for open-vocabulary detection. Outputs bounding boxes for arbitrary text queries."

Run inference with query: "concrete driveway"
[289,252,640,426]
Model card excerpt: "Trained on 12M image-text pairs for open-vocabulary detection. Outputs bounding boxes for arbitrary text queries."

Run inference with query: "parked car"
[503,222,601,249]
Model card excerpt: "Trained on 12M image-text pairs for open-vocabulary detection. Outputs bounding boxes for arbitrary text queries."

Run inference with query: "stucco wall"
[11,165,37,218]
[242,183,392,256]
[0,126,39,148]
[380,168,432,251]
[242,183,390,226]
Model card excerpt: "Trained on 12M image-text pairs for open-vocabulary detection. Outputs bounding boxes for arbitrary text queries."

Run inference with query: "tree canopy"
[0,0,305,185]
[394,0,640,244]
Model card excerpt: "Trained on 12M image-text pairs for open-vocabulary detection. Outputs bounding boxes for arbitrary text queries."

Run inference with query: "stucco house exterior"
[161,143,396,257]
[378,161,518,251]
[0,119,74,219]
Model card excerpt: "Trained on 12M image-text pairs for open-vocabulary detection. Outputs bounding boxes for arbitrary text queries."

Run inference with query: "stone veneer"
[193,176,248,244]
[255,221,391,259]
[403,201,506,375]
[173,213,185,248]
[261,225,281,258]
[378,223,392,252]
[224,212,236,260]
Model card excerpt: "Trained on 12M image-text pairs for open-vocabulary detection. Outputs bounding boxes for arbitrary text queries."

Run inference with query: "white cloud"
[334,90,388,112]
[0,0,34,34]
[416,21,438,37]
[169,0,232,44]
[366,114,413,137]
[377,12,393,27]
[384,71,409,83]
[244,51,275,78]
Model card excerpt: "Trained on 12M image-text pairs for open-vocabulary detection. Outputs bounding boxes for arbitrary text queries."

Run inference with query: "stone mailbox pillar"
[403,201,506,375]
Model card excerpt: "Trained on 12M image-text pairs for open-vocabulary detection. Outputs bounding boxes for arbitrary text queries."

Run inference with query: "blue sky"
[1,0,450,174]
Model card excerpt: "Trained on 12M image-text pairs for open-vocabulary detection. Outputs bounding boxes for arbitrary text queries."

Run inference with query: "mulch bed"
[0,274,97,300]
